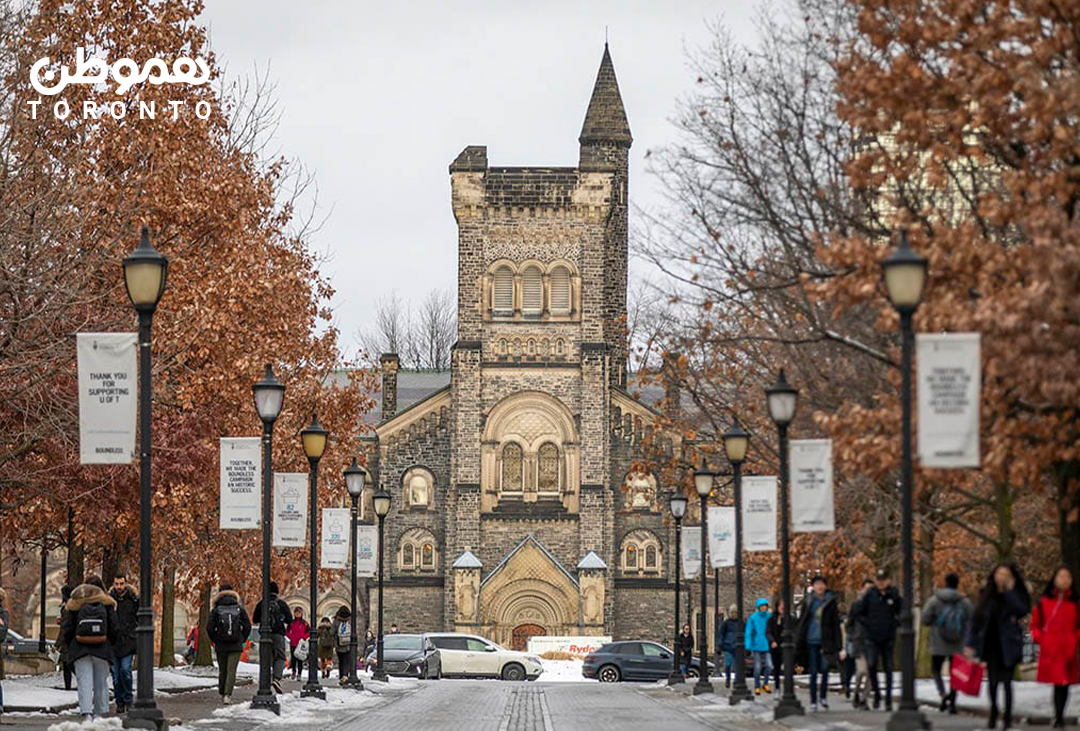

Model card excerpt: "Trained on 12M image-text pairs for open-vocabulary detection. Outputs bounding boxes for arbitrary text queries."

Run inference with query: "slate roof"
[576,551,608,571]
[579,44,632,145]
[452,550,483,569]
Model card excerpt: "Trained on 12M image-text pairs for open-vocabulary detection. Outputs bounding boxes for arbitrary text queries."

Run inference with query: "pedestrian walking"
[332,606,352,684]
[286,607,311,680]
[363,629,376,667]
[745,598,773,695]
[109,573,138,714]
[206,584,252,705]
[921,572,974,715]
[719,605,739,688]
[967,563,1030,730]
[766,597,784,691]
[796,575,841,712]
[0,587,9,718]
[252,580,292,694]
[61,577,118,721]
[845,579,873,710]
[389,623,399,634]
[57,584,74,691]
[317,616,335,678]
[857,568,902,711]
[1032,566,1080,730]
[677,624,694,677]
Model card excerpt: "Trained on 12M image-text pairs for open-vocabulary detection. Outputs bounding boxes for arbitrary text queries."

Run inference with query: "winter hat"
[728,603,738,615]
[756,597,770,610]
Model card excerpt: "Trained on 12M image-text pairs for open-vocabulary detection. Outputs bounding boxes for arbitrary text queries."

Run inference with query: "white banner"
[219,437,261,529]
[707,506,735,568]
[790,439,835,533]
[526,636,612,658]
[681,526,702,579]
[355,524,378,577]
[272,473,307,547]
[918,333,981,468]
[77,333,137,464]
[320,508,350,569]
[743,476,778,552]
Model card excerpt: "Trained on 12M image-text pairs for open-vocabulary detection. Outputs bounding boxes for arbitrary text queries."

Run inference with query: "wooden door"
[511,624,546,652]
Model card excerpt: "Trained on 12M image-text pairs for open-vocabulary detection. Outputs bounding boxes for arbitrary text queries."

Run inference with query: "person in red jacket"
[286,607,311,681]
[1033,566,1080,729]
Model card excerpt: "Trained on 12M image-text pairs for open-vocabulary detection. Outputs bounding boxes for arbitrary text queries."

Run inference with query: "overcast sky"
[200,1,759,358]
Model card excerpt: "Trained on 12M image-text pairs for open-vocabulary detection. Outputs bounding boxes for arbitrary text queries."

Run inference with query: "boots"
[949,690,957,715]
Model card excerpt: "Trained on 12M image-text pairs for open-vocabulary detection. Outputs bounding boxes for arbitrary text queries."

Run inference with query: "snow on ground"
[2,667,221,712]
[537,658,594,682]
[46,719,123,731]
[171,685,384,730]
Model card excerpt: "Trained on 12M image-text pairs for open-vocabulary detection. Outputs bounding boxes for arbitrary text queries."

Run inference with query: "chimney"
[380,353,399,420]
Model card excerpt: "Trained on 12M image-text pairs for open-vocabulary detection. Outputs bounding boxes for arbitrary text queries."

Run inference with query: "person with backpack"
[109,573,138,714]
[206,584,251,705]
[317,617,335,678]
[719,605,739,688]
[332,606,353,684]
[60,577,118,721]
[796,575,842,712]
[857,568,902,711]
[286,607,311,681]
[745,598,773,695]
[0,587,9,717]
[967,563,1031,730]
[1032,566,1080,730]
[921,572,974,715]
[252,580,292,694]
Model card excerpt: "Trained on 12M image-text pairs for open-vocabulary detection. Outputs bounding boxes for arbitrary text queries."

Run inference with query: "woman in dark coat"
[677,624,694,677]
[967,563,1030,730]
[1032,566,1080,729]
[60,578,119,720]
[766,598,784,691]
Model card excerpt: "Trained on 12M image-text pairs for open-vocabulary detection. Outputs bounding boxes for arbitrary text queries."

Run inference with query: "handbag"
[295,637,310,661]
[949,653,984,696]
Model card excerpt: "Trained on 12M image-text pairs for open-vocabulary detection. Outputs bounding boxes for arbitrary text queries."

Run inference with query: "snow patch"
[46,718,123,731]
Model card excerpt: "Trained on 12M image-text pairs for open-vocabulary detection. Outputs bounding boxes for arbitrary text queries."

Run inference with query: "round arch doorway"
[511,624,546,652]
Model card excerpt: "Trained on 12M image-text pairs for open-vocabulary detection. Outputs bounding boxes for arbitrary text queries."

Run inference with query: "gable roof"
[576,551,608,570]
[481,534,578,588]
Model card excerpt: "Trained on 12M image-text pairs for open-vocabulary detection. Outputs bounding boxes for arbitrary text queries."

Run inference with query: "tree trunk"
[195,582,214,666]
[1057,462,1080,581]
[358,579,371,638]
[158,564,176,667]
[65,508,84,587]
[102,542,119,587]
[994,481,1016,564]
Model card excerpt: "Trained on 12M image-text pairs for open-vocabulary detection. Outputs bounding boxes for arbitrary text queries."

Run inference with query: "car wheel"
[501,663,526,681]
[685,667,699,678]
[598,664,621,683]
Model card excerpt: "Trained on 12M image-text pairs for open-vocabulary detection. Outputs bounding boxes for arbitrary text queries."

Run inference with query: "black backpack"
[937,602,966,643]
[270,599,289,636]
[214,604,245,643]
[76,603,108,645]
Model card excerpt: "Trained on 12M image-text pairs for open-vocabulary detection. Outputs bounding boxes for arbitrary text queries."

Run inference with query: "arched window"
[556,339,565,357]
[403,467,434,509]
[422,543,434,568]
[620,530,663,575]
[399,528,438,573]
[522,266,542,316]
[645,544,657,569]
[402,543,415,568]
[499,339,508,356]
[527,339,536,356]
[625,544,637,568]
[493,265,514,315]
[537,443,559,493]
[501,443,523,492]
[550,266,571,314]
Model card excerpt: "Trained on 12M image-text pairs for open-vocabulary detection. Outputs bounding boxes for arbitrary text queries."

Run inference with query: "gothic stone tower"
[445,45,632,647]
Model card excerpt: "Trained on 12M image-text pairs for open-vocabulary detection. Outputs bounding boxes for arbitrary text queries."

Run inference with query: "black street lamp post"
[692,461,715,696]
[668,490,687,685]
[251,364,285,715]
[767,369,804,720]
[883,231,930,731]
[300,414,328,700]
[723,417,752,705]
[343,459,367,690]
[370,486,392,683]
[713,567,720,679]
[122,226,168,731]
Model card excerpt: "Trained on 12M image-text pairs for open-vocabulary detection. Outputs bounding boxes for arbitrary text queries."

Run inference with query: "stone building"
[361,46,706,651]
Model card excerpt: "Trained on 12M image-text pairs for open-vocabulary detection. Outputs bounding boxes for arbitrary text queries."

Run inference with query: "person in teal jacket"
[745,597,773,694]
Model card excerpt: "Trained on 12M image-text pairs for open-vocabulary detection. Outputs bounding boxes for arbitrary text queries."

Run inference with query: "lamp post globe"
[722,417,750,464]
[668,490,688,685]
[692,460,714,695]
[253,364,285,425]
[122,226,168,731]
[883,230,929,314]
[371,487,392,683]
[766,369,798,427]
[693,460,714,498]
[723,416,753,704]
[342,459,367,690]
[299,413,328,700]
[669,491,688,521]
[344,458,366,499]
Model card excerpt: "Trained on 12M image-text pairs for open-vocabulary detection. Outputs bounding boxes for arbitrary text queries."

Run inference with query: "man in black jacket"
[109,574,138,714]
[252,580,291,693]
[206,584,252,704]
[857,568,902,711]
[795,576,842,711]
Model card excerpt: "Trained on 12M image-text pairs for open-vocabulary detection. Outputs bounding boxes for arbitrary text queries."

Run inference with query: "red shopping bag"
[950,654,984,696]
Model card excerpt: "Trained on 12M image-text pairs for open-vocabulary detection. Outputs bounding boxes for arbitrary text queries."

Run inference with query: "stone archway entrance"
[511,624,546,651]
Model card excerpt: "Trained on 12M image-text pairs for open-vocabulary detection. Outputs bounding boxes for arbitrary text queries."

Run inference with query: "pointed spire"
[579,44,632,146]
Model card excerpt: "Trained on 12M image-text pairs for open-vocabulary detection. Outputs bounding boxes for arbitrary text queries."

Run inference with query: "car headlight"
[526,655,541,665]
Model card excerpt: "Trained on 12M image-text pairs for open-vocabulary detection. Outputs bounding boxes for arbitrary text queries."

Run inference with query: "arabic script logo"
[31,47,210,96]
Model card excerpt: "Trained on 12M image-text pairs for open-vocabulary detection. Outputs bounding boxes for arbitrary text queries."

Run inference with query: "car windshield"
[383,635,423,651]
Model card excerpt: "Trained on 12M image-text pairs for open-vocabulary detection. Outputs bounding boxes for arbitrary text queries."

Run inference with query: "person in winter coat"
[109,573,139,714]
[745,598,773,694]
[857,568,902,711]
[61,577,119,721]
[0,587,9,716]
[921,572,974,714]
[1032,566,1080,729]
[719,604,739,688]
[766,598,785,691]
[317,617,335,678]
[57,584,73,690]
[796,575,842,712]
[677,624,694,677]
[332,606,353,684]
[967,563,1031,730]
[252,580,292,693]
[362,629,376,668]
[206,584,252,704]
[845,580,873,710]
[286,607,311,680]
